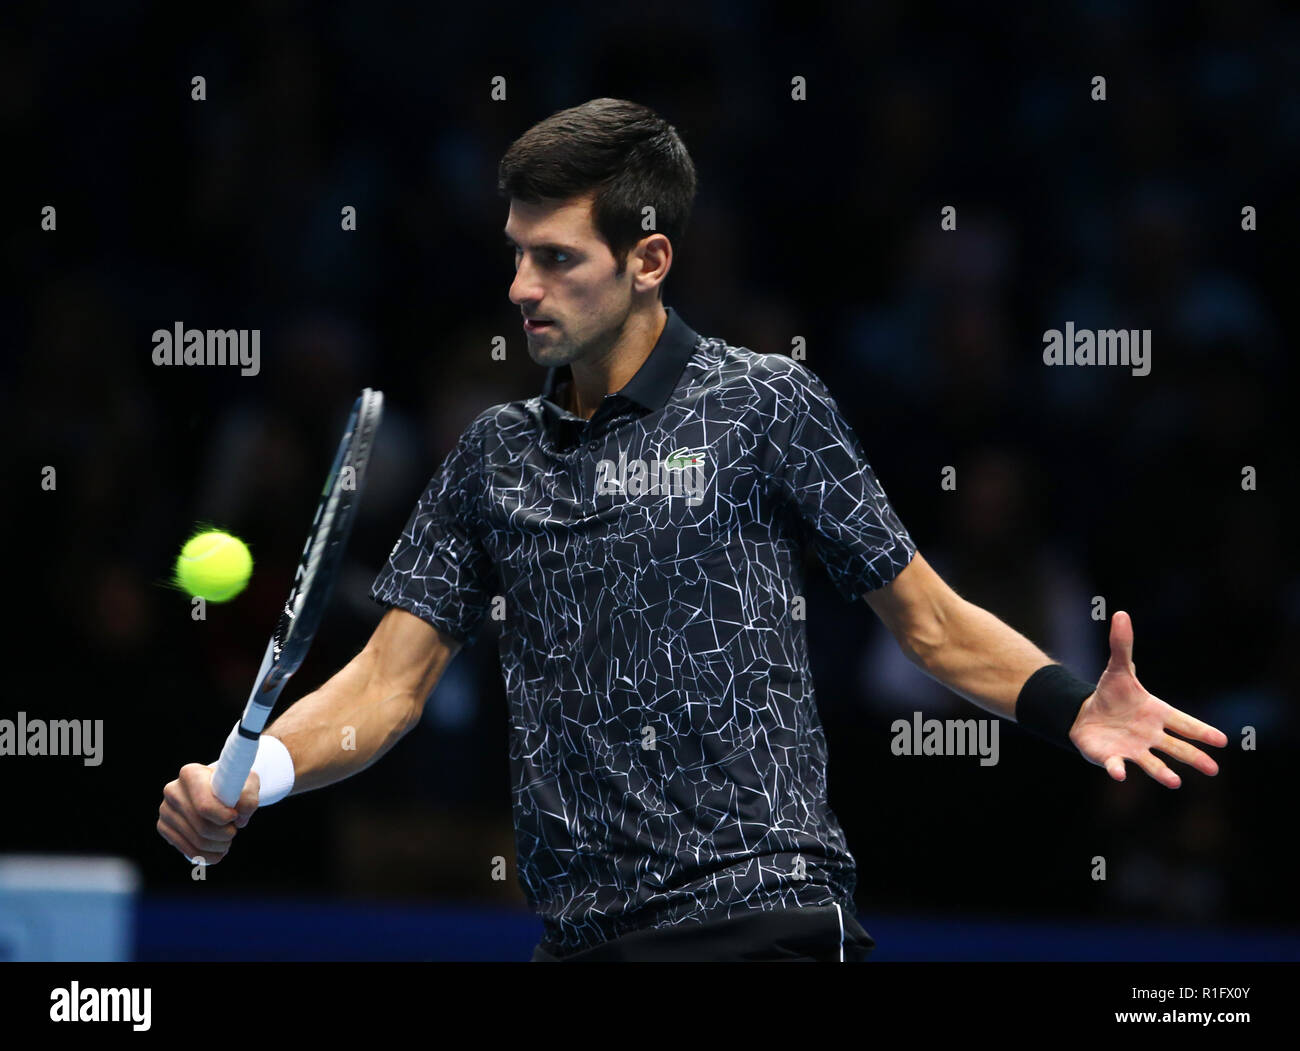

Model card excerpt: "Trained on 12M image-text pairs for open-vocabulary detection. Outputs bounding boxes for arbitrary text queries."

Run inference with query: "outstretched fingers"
[1142,749,1181,788]
[1164,707,1230,749]
[1109,749,1182,789]
[1153,731,1221,777]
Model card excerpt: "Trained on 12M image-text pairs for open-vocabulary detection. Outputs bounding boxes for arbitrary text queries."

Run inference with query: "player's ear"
[633,233,671,293]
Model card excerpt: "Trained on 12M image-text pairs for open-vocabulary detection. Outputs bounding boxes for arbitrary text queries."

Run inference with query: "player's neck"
[565,303,667,420]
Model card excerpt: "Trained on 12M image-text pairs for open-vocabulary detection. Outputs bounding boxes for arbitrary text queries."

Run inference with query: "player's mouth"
[523,317,554,333]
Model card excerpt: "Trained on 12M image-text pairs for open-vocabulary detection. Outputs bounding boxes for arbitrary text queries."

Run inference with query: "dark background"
[4,0,1296,946]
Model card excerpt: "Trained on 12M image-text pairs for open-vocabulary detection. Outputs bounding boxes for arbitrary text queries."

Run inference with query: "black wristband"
[1015,664,1094,751]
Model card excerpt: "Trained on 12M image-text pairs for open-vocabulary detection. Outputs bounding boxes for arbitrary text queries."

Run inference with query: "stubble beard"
[525,326,575,367]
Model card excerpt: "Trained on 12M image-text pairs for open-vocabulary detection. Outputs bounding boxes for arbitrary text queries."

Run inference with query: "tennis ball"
[174,530,253,602]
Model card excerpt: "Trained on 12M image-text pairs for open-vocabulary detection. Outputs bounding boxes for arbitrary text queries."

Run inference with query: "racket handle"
[211,721,259,808]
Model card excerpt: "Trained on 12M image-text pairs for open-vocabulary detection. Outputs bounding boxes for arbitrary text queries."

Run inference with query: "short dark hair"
[498,98,698,286]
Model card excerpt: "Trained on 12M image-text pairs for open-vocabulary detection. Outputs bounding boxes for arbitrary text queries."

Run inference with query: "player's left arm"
[864,551,1228,787]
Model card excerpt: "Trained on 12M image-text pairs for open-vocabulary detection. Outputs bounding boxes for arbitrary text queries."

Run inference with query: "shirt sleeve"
[763,360,917,598]
[370,416,496,645]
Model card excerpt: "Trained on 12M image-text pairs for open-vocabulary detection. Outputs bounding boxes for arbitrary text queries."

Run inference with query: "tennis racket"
[209,387,384,807]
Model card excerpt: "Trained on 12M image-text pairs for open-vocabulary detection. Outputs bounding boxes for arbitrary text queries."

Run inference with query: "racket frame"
[209,387,383,807]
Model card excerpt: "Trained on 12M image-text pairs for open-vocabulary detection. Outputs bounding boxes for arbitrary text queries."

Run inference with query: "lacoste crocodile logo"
[663,447,707,470]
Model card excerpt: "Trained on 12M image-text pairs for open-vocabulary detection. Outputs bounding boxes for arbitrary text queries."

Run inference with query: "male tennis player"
[159,98,1227,962]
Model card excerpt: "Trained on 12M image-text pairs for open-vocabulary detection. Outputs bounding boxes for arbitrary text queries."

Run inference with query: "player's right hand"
[157,763,260,865]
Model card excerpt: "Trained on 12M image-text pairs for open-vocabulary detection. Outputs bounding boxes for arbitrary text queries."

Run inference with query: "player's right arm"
[259,606,461,793]
[157,608,461,864]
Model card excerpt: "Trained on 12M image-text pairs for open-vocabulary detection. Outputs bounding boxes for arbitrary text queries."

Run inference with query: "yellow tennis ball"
[174,530,253,602]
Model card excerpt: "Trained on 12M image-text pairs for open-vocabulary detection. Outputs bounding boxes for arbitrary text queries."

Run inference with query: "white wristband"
[250,734,295,805]
[209,734,295,806]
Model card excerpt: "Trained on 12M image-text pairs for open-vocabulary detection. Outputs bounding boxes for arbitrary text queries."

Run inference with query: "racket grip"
[211,721,259,808]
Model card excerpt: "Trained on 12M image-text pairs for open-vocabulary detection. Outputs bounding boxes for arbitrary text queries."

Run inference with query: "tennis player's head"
[499,98,697,368]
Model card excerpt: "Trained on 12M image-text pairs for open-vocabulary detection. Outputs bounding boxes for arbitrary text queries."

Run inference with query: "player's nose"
[509,259,544,307]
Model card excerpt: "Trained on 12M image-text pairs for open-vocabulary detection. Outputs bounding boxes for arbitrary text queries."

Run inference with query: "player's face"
[505,193,636,369]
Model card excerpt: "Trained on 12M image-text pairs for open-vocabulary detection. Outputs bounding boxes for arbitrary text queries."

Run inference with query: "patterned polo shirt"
[371,305,917,956]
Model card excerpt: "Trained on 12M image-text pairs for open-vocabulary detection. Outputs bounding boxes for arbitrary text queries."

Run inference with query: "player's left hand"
[1067,611,1228,788]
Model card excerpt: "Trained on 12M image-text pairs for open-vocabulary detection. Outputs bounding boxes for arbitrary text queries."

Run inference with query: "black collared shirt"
[371,306,917,956]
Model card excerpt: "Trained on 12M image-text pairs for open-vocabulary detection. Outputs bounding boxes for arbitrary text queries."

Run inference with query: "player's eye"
[506,244,571,266]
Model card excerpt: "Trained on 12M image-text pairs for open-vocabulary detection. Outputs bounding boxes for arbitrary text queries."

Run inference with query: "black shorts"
[530,904,875,962]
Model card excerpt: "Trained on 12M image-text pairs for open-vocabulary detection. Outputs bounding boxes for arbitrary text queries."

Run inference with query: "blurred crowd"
[6,1,1295,927]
